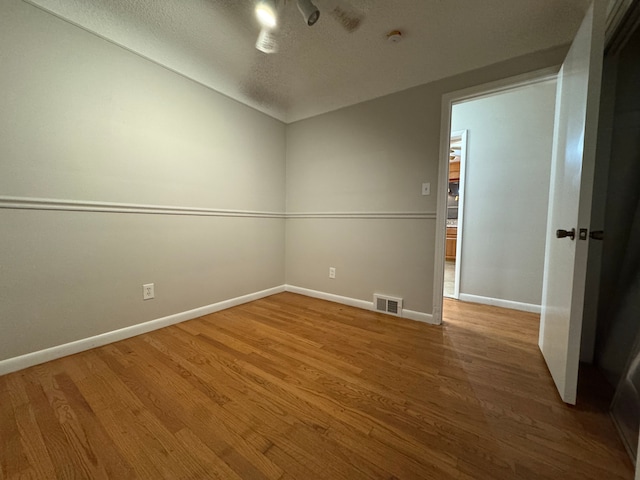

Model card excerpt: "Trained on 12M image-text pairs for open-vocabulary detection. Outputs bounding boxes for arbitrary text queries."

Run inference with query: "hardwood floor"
[0,293,634,479]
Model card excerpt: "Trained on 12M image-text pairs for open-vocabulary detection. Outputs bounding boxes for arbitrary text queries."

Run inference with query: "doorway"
[596,5,640,464]
[443,130,467,299]
[432,68,559,324]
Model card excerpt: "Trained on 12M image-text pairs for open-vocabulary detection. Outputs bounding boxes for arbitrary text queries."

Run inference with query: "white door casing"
[539,0,606,405]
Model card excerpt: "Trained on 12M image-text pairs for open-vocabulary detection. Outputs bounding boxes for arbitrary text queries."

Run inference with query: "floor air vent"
[374,294,403,317]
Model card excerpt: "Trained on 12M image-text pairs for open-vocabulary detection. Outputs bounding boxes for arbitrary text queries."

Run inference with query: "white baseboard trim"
[458,293,541,314]
[403,309,437,325]
[0,285,285,376]
[285,285,372,310]
[284,285,437,325]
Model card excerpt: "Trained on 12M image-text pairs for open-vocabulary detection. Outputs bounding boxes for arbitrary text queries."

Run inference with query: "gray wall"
[285,50,566,315]
[0,0,286,361]
[450,81,557,307]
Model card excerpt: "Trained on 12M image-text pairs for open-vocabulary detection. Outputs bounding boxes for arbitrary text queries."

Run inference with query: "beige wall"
[0,0,286,361]
[451,80,557,307]
[285,50,566,314]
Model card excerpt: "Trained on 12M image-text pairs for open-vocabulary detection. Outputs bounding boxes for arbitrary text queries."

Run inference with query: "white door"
[539,1,606,405]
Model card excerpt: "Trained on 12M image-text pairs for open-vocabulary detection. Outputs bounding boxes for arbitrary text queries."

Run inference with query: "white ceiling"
[26,0,591,123]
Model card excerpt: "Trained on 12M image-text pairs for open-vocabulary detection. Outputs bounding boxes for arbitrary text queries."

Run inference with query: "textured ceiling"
[26,0,591,123]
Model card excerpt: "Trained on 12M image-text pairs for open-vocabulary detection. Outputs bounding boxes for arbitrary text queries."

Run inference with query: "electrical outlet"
[143,283,155,300]
[329,267,336,279]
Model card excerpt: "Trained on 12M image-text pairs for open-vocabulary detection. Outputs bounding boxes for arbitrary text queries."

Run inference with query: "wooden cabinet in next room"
[446,227,457,261]
[449,162,460,180]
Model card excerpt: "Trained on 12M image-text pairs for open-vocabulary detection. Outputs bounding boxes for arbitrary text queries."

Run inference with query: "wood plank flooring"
[0,293,634,479]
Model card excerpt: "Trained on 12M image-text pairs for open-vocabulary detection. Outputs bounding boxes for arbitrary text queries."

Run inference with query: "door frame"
[431,67,559,324]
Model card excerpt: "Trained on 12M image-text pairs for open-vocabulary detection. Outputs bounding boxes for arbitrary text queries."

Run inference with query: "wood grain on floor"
[0,293,633,479]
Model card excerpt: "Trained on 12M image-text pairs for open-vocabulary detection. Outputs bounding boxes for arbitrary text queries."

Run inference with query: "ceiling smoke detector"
[386,30,403,43]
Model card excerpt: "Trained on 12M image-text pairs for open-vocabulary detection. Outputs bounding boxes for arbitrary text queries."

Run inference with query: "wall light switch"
[422,182,431,195]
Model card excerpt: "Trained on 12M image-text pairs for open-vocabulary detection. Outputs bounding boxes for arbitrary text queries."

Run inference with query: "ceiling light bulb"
[297,0,320,26]
[256,0,277,29]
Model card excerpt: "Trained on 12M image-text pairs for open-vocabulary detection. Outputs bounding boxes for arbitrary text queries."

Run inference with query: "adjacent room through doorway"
[443,131,465,299]
[440,77,557,315]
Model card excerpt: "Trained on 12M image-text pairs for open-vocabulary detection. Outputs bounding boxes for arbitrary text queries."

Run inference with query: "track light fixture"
[255,0,277,30]
[255,0,360,53]
[256,28,278,54]
[297,0,320,26]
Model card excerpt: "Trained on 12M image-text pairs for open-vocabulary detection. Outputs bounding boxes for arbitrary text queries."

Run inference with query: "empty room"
[1,0,639,478]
